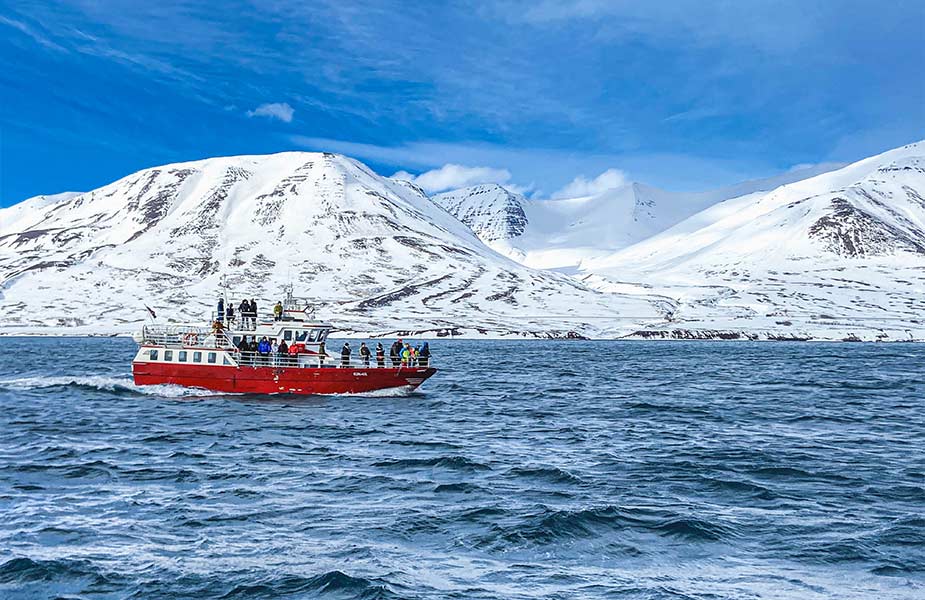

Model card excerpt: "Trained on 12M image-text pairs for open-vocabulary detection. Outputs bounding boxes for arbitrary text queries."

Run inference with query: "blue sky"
[1,0,923,205]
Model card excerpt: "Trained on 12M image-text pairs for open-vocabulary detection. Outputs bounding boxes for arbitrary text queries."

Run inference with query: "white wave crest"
[0,375,232,397]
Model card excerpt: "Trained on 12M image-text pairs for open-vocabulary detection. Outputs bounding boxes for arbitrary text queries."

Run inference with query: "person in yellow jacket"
[400,344,412,366]
[273,301,283,321]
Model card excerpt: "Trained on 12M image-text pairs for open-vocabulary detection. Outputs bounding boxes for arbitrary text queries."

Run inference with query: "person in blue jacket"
[257,336,272,365]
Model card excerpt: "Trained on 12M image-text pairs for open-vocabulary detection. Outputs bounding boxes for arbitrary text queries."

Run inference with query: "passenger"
[401,343,411,366]
[237,335,249,364]
[238,298,251,329]
[273,301,283,321]
[250,299,258,327]
[249,337,260,365]
[375,342,385,368]
[225,304,234,327]
[359,342,371,367]
[389,339,402,367]
[217,298,225,323]
[271,338,279,365]
[241,336,256,365]
[278,339,289,366]
[340,342,351,368]
[412,345,420,366]
[258,336,271,365]
[318,341,326,367]
[419,342,430,367]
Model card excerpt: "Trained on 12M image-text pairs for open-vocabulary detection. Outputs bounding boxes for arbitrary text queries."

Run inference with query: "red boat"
[131,291,436,395]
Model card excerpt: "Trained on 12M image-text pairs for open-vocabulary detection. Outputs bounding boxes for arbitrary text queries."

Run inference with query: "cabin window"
[193,351,202,363]
[223,355,233,365]
[307,329,318,342]
[208,352,217,364]
[295,330,308,342]
[164,350,174,361]
[284,330,293,341]
[148,349,159,360]
[178,351,187,362]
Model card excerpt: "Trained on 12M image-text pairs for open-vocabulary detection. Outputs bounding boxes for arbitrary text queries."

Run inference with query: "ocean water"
[0,337,923,600]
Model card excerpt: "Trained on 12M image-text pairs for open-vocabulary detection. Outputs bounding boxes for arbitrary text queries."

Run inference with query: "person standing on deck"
[258,337,271,365]
[278,339,289,366]
[419,342,430,367]
[389,339,402,367]
[318,341,326,367]
[250,299,259,328]
[376,342,385,368]
[340,342,351,368]
[238,300,250,328]
[225,303,234,327]
[217,298,225,324]
[271,338,279,365]
[400,344,411,366]
[359,342,371,367]
[273,301,283,321]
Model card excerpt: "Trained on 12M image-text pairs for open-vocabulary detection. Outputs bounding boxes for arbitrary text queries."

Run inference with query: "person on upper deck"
[250,299,258,326]
[273,301,283,321]
[217,298,225,323]
[376,342,385,368]
[225,304,234,326]
[340,342,351,367]
[238,300,250,327]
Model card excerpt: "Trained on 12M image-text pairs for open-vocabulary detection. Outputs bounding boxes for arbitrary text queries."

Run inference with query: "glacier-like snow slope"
[435,164,842,271]
[0,152,667,337]
[580,142,925,341]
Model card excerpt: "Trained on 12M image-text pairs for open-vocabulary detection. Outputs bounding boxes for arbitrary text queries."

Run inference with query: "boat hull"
[132,362,437,395]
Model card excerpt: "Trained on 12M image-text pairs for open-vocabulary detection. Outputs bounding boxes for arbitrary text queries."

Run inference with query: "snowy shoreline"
[1,327,921,342]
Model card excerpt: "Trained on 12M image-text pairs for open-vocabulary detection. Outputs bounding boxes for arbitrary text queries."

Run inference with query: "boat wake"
[0,375,233,398]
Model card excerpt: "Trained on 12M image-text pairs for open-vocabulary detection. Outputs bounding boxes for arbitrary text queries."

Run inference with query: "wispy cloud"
[247,102,294,123]
[392,164,511,193]
[552,168,627,198]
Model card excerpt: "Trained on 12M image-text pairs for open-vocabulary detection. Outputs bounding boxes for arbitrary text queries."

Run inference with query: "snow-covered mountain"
[0,152,664,337]
[435,164,843,271]
[580,142,925,341]
[432,184,528,244]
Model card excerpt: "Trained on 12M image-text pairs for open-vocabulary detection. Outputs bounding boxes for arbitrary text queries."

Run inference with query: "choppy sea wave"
[0,338,923,599]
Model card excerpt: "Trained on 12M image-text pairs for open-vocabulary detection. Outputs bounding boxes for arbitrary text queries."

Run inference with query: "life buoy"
[182,332,199,346]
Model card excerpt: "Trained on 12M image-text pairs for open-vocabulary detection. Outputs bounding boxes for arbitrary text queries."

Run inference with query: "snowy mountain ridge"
[0,152,664,338]
[434,162,845,271]
[2,142,924,340]
[579,141,925,341]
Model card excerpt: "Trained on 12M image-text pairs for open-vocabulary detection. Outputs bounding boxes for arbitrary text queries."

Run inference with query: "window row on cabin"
[147,349,232,365]
[231,328,327,346]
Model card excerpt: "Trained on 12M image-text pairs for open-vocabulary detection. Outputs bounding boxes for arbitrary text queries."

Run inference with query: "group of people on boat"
[233,334,431,369]
[339,338,430,368]
[235,334,325,366]
[216,297,290,328]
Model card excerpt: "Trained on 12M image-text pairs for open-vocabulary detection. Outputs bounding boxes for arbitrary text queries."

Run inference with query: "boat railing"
[141,325,236,349]
[231,351,433,370]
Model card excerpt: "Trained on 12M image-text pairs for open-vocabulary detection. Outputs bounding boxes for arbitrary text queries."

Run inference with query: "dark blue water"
[0,338,923,599]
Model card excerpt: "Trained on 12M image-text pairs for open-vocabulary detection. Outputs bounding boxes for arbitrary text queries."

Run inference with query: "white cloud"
[552,168,627,198]
[247,102,294,123]
[391,163,512,193]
